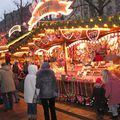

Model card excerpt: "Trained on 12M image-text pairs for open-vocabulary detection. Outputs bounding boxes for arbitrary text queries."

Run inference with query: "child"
[24,64,38,120]
[92,78,106,120]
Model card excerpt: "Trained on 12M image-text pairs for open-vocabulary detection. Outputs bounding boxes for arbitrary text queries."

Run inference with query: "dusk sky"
[0,0,32,20]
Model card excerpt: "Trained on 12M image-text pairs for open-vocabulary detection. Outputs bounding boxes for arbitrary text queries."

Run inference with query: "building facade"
[65,0,120,20]
[0,4,31,33]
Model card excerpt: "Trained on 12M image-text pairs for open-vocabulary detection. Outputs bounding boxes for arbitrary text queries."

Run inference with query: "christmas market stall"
[6,0,120,105]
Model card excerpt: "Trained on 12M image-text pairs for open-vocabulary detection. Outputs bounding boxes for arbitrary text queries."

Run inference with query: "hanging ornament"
[41,37,49,45]
[86,29,100,41]
[60,30,74,39]
[73,31,82,40]
[34,40,43,48]
[55,30,61,39]
[47,34,56,41]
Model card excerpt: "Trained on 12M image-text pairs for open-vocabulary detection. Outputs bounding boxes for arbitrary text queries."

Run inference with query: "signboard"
[28,0,73,30]
[9,25,21,37]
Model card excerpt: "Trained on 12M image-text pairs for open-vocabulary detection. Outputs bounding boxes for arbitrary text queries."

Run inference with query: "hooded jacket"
[36,62,58,99]
[24,64,38,103]
[0,65,15,93]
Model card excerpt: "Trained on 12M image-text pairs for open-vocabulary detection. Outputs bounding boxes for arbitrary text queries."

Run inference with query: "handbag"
[33,89,40,104]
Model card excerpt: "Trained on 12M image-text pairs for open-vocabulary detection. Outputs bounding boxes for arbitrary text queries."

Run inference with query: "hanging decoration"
[55,30,61,39]
[0,33,8,46]
[86,29,100,41]
[28,0,73,30]
[46,34,56,41]
[73,31,82,40]
[8,25,21,37]
[60,30,74,39]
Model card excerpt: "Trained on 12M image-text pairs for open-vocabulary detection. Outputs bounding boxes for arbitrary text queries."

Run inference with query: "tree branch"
[102,0,111,8]
[84,0,99,12]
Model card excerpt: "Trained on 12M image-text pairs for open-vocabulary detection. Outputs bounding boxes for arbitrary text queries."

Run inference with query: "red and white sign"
[28,0,73,30]
[86,29,100,41]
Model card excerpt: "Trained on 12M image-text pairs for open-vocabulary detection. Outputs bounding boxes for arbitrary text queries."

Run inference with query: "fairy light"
[90,19,93,22]
[60,28,110,31]
[113,24,117,28]
[104,24,108,27]
[28,0,73,30]
[98,18,102,21]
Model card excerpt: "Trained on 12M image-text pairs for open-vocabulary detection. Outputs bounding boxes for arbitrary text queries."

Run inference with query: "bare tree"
[84,0,111,16]
[13,0,29,25]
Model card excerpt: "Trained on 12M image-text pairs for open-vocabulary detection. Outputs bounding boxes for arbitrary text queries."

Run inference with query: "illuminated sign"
[28,0,73,30]
[9,25,21,37]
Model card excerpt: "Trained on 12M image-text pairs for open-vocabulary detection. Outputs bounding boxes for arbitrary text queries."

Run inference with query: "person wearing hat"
[36,62,58,120]
[92,78,106,120]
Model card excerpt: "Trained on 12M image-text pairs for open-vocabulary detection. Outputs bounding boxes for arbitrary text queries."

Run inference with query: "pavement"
[0,93,112,120]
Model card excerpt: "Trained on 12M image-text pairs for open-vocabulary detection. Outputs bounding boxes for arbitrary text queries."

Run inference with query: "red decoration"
[73,31,82,40]
[60,30,73,39]
[86,29,100,41]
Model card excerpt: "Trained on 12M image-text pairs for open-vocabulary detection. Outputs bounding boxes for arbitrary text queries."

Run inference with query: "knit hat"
[41,62,50,69]
[95,78,102,84]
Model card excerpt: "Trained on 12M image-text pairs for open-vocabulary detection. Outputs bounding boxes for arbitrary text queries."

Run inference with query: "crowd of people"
[0,60,120,120]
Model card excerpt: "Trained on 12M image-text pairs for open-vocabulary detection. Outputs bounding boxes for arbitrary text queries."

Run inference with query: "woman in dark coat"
[36,62,58,120]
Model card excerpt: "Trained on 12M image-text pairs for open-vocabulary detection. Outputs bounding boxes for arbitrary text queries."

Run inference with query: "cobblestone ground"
[0,94,112,120]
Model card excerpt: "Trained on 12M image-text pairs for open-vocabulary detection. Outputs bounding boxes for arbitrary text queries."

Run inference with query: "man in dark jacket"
[36,62,58,120]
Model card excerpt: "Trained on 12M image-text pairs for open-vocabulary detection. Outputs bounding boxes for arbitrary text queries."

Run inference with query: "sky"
[0,0,32,20]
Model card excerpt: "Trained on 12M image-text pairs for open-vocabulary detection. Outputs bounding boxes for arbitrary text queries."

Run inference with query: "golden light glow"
[59,28,110,31]
[86,25,89,28]
[0,50,8,53]
[9,25,21,37]
[104,24,108,27]
[7,32,31,47]
[35,49,47,55]
[94,25,98,28]
[28,0,73,30]
[14,51,28,56]
[28,42,34,45]
[119,16,120,20]
[33,38,41,40]
[113,24,117,28]
[21,47,29,50]
[90,19,93,22]
[38,33,45,36]
[98,18,102,21]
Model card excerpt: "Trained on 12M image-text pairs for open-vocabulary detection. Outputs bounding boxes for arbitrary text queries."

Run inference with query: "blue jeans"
[109,105,119,116]
[13,91,19,102]
[2,92,13,110]
[27,103,37,118]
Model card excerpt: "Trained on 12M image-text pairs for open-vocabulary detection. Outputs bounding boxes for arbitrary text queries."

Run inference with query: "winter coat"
[24,64,38,103]
[92,84,106,110]
[105,76,120,105]
[0,65,16,93]
[36,62,58,99]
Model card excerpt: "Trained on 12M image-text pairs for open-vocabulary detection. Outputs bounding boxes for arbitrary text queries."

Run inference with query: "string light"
[90,19,93,22]
[104,24,108,28]
[113,24,117,28]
